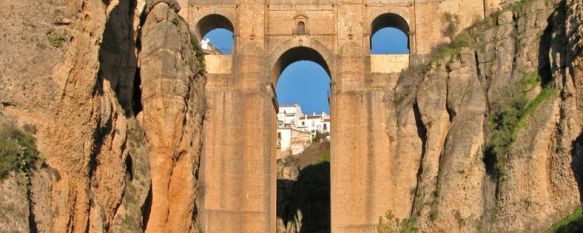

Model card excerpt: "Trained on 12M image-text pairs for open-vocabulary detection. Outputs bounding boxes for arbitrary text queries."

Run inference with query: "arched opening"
[274,46,331,233]
[195,14,234,55]
[370,13,410,54]
[274,47,331,82]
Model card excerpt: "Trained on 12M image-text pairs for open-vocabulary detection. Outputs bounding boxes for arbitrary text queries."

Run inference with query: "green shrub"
[0,122,41,178]
[487,93,528,174]
[520,86,558,123]
[486,72,558,177]
[377,211,419,233]
[295,139,330,168]
[519,71,541,91]
[312,131,329,143]
[545,207,583,233]
[430,31,474,63]
[47,30,67,48]
[190,32,206,76]
[507,0,537,12]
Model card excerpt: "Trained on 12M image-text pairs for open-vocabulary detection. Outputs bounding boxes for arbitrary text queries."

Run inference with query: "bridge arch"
[193,13,235,54]
[370,13,411,54]
[269,39,334,86]
[194,14,234,39]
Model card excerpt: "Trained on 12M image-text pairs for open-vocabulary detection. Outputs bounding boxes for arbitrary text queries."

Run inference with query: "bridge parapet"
[370,54,409,74]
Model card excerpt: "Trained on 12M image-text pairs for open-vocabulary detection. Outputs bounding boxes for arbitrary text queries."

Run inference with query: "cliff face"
[387,0,583,232]
[0,0,205,232]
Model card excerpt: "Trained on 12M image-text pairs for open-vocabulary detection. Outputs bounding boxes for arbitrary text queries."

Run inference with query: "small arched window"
[297,21,306,34]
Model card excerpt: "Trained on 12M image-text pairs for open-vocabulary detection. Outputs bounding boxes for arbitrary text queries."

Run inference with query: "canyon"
[0,0,581,233]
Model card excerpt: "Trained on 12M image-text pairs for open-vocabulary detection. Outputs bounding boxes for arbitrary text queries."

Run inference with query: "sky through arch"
[203,28,234,54]
[276,61,330,115]
[371,28,409,54]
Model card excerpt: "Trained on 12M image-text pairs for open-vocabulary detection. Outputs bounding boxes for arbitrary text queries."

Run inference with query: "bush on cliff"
[0,122,41,178]
[484,69,559,178]
[377,210,419,233]
[545,207,583,233]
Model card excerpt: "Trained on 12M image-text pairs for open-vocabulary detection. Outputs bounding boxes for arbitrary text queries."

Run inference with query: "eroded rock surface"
[388,0,583,232]
[0,0,204,232]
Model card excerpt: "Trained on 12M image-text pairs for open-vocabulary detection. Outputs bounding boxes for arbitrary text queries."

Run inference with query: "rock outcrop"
[140,2,205,232]
[0,0,205,232]
[386,0,583,232]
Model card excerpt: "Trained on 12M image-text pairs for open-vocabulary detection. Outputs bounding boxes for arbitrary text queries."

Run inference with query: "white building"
[276,104,331,157]
[277,104,304,128]
[277,128,311,158]
[299,112,330,136]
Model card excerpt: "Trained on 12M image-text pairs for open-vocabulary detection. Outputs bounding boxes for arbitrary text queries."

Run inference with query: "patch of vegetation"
[507,0,537,12]
[519,71,542,91]
[545,207,583,233]
[316,149,330,163]
[190,32,206,76]
[377,210,419,233]
[46,30,67,48]
[0,122,42,178]
[520,86,558,122]
[487,93,528,173]
[428,190,440,221]
[430,31,474,63]
[297,140,330,167]
[312,131,329,143]
[486,72,558,177]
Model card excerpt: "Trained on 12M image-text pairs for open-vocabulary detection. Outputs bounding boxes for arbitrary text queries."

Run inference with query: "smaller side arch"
[371,13,410,36]
[370,13,411,53]
[194,14,235,40]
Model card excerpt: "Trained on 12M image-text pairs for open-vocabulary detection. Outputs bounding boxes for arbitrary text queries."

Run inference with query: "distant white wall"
[370,54,409,73]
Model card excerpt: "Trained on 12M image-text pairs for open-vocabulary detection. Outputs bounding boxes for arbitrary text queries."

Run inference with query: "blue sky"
[204,27,408,114]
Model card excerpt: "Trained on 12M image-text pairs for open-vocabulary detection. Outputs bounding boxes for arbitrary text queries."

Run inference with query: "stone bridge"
[176,0,501,232]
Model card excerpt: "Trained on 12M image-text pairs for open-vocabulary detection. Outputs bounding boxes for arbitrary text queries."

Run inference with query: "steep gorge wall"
[385,0,583,232]
[0,0,205,232]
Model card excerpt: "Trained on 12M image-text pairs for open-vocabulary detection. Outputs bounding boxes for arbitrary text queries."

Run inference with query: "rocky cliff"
[385,0,583,232]
[0,0,205,232]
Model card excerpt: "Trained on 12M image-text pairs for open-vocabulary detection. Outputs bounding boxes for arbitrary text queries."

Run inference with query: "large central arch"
[272,46,332,232]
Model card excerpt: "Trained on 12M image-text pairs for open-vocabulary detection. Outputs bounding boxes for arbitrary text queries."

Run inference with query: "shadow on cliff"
[94,0,152,230]
[571,134,583,205]
[560,133,583,233]
[98,0,142,118]
[277,162,330,233]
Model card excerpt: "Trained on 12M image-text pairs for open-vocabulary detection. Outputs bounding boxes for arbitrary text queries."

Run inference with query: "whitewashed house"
[276,104,331,157]
[300,112,330,136]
